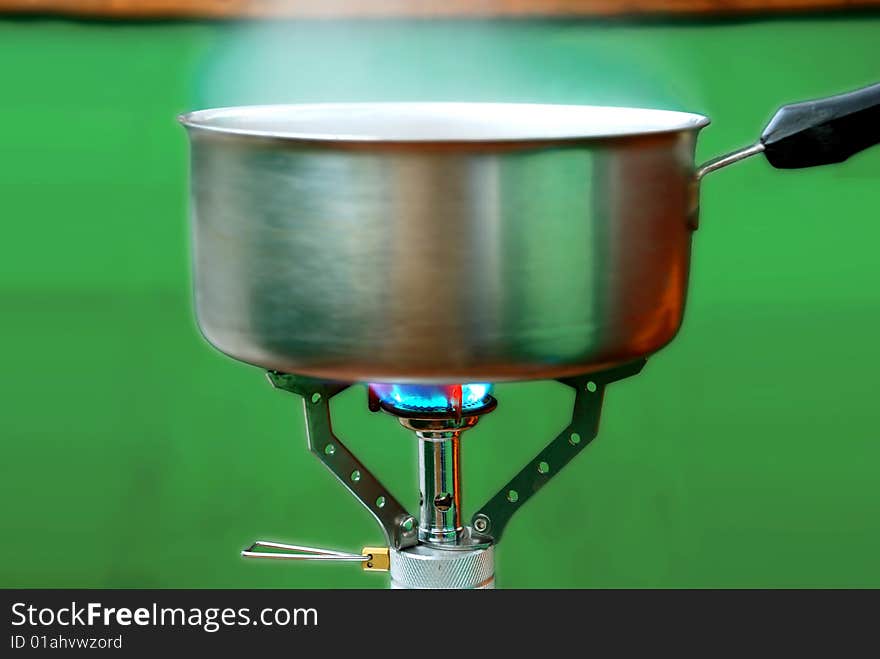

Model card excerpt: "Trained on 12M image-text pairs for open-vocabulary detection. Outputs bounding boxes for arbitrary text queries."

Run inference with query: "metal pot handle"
[697,81,880,179]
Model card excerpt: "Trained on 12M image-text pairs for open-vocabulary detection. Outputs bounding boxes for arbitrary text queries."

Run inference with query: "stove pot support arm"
[697,81,880,179]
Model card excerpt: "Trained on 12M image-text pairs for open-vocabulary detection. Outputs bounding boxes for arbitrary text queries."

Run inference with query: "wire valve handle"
[241,541,390,572]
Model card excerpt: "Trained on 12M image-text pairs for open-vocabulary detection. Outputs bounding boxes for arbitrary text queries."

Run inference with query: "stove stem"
[417,434,462,544]
[394,414,495,588]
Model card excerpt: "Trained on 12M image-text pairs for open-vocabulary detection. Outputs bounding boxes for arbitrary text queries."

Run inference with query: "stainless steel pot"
[180,84,880,382]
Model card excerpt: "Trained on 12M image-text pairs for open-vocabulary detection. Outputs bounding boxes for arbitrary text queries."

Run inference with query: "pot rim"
[178,101,710,144]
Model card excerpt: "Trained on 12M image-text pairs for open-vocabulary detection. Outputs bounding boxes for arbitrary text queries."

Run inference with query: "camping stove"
[241,360,646,589]
[180,87,880,589]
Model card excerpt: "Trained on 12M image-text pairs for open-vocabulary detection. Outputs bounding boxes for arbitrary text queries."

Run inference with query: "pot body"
[186,127,701,382]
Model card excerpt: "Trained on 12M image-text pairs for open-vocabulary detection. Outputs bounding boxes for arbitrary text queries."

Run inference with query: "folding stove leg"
[470,359,647,543]
[265,372,418,551]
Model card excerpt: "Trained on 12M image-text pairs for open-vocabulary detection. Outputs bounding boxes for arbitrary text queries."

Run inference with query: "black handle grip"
[761,82,880,169]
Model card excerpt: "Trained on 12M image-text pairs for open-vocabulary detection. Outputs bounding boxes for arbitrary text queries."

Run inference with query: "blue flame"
[371,383,492,413]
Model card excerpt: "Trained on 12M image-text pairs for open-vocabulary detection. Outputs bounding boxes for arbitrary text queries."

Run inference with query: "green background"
[2,14,878,588]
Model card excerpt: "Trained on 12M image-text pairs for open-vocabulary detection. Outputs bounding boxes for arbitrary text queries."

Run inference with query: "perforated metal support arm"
[267,372,418,550]
[470,359,647,543]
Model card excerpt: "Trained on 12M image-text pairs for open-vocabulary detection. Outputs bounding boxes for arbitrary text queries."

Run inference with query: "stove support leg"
[471,358,647,544]
[265,372,418,551]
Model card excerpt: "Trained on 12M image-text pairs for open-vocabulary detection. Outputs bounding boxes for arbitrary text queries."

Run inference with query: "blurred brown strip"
[1,0,879,19]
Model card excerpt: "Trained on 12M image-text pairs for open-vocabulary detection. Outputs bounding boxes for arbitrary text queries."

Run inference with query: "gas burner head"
[369,383,496,419]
